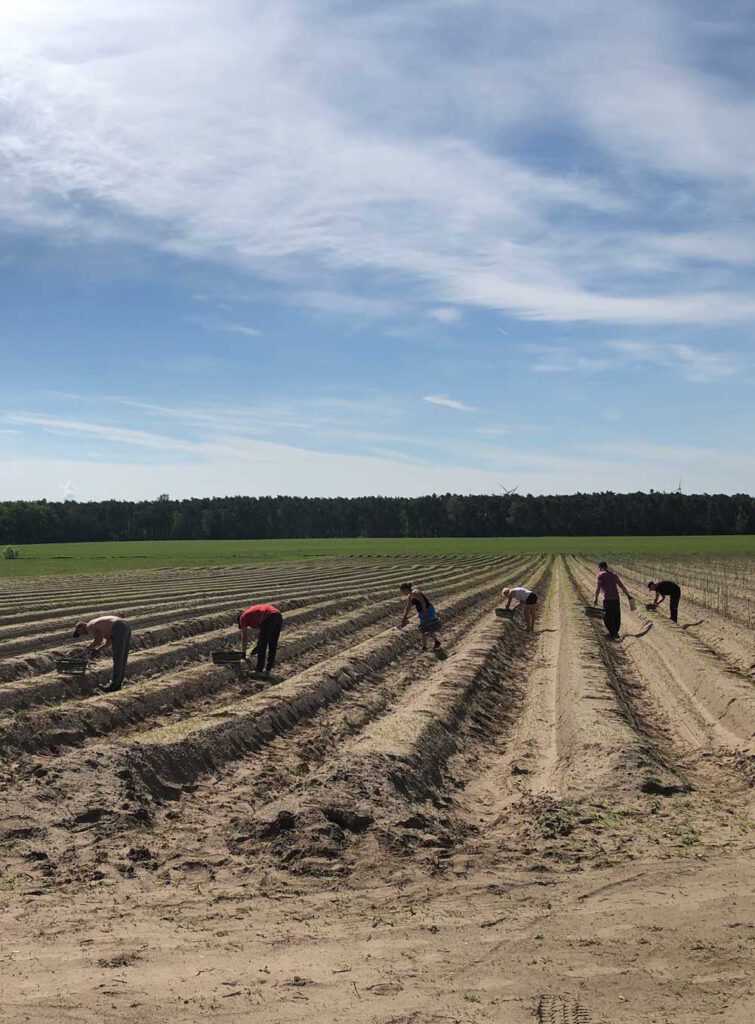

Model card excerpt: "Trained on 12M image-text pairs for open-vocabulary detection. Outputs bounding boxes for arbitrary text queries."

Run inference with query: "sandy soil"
[1,555,753,1024]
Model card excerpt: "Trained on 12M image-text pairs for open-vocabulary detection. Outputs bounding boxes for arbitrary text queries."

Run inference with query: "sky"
[1,0,754,501]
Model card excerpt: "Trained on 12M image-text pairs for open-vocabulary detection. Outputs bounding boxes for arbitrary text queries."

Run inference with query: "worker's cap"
[647,581,656,588]
[598,561,608,570]
[73,621,88,637]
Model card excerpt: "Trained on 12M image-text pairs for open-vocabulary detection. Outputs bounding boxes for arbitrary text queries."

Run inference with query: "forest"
[0,491,752,545]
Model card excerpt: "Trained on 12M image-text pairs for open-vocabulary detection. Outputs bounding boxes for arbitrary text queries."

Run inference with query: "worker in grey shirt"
[73,615,132,693]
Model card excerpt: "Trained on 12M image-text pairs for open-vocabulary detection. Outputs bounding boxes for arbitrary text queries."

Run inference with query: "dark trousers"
[603,599,621,637]
[111,620,132,689]
[256,613,282,672]
[667,585,681,622]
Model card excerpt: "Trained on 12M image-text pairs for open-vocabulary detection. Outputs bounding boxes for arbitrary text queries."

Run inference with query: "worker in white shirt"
[501,586,539,632]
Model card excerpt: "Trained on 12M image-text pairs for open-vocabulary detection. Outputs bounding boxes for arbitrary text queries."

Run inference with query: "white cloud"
[422,394,476,412]
[3,405,752,497]
[426,306,462,324]
[212,322,262,337]
[529,349,614,374]
[1,1,754,328]
[608,341,738,382]
[527,340,741,383]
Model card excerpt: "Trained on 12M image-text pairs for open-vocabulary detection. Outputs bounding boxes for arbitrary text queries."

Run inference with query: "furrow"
[0,561,520,753]
[0,563,530,860]
[0,557,522,708]
[226,559,550,872]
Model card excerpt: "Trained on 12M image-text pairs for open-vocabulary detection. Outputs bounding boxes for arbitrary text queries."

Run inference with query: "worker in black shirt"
[647,580,682,622]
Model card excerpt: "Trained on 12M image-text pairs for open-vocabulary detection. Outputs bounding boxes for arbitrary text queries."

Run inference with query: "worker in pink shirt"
[237,604,283,675]
[593,561,633,639]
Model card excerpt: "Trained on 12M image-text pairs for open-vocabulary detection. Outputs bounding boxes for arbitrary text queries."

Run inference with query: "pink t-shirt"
[596,570,619,600]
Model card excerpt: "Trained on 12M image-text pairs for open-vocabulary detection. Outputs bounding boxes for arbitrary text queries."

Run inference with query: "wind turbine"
[498,484,519,496]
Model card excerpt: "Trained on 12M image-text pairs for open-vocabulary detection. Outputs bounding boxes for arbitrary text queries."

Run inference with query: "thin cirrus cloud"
[607,341,738,383]
[212,323,263,337]
[1,1,754,328]
[529,341,740,383]
[426,306,462,324]
[422,395,476,412]
[5,409,752,500]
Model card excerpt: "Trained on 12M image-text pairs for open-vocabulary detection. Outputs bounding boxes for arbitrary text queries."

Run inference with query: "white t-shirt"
[511,588,533,604]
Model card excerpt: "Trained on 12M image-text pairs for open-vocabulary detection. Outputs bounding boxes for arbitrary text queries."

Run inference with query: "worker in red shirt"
[237,604,283,675]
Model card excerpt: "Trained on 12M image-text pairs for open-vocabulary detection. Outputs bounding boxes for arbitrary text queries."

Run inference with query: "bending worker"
[593,561,633,640]
[501,586,538,632]
[647,579,682,623]
[237,603,283,675]
[73,615,132,693]
[399,582,443,652]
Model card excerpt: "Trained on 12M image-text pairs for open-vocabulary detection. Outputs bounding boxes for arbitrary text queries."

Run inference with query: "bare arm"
[400,596,413,626]
[240,625,249,655]
[505,593,514,609]
[593,585,600,605]
[654,592,665,605]
[616,576,632,599]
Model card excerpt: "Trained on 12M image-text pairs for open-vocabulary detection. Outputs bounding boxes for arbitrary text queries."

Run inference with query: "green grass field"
[1,535,753,578]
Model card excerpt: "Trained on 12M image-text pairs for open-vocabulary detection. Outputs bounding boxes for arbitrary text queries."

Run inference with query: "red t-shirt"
[239,605,280,629]
[596,570,619,600]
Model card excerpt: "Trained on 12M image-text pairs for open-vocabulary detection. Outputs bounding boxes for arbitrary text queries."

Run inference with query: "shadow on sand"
[623,623,653,639]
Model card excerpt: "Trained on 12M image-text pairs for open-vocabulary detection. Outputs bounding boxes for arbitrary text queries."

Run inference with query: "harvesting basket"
[55,658,88,676]
[211,650,246,665]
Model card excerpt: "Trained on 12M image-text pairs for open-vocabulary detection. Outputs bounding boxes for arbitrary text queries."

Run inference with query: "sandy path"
[457,559,646,833]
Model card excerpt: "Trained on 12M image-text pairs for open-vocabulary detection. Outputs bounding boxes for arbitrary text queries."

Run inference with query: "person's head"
[647,581,657,591]
[501,587,511,599]
[236,611,244,627]
[598,561,608,571]
[399,582,413,594]
[73,621,88,638]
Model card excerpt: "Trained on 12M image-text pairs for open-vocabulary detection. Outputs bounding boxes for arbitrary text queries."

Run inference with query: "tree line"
[0,491,752,545]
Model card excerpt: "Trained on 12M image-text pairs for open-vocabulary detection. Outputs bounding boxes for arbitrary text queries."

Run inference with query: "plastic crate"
[211,650,246,665]
[55,658,88,676]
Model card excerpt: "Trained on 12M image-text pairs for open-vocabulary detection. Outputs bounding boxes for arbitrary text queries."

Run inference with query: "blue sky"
[1,0,753,500]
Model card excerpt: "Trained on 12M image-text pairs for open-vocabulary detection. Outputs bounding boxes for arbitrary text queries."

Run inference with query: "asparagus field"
[1,554,753,1024]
